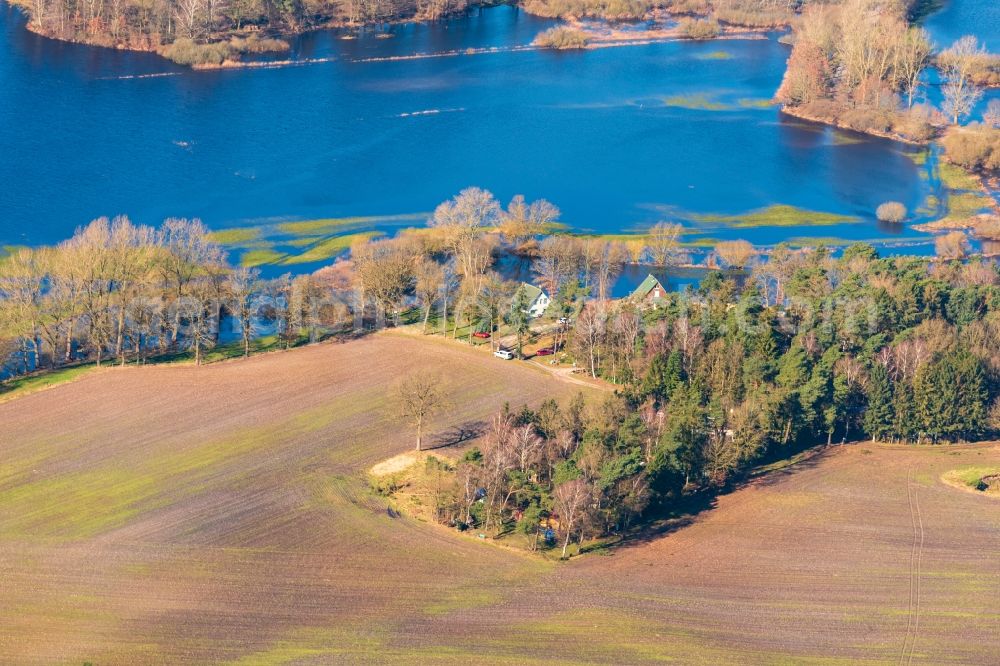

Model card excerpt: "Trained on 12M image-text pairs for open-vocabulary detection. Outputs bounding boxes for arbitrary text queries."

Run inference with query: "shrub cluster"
[669,0,708,12]
[229,35,291,54]
[678,17,721,39]
[941,126,1000,171]
[876,201,907,223]
[712,4,790,28]
[161,38,232,66]
[162,34,291,66]
[534,26,590,50]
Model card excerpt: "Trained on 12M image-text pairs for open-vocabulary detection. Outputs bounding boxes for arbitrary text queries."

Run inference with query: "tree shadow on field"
[608,491,721,554]
[423,420,487,451]
[743,443,842,489]
[609,443,843,555]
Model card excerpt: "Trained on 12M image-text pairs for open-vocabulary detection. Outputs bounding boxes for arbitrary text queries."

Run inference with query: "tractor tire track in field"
[899,467,925,666]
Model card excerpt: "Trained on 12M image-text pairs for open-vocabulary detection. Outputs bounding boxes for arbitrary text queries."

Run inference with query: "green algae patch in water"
[905,149,930,167]
[689,204,858,228]
[663,93,730,111]
[939,162,984,191]
[213,213,424,268]
[0,245,27,263]
[696,50,734,60]
[207,227,263,245]
[737,97,776,109]
[277,213,427,236]
[783,236,856,248]
[240,246,287,267]
[830,132,866,146]
[280,231,385,265]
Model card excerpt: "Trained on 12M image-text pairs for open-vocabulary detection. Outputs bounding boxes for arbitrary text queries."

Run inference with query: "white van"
[494,349,515,360]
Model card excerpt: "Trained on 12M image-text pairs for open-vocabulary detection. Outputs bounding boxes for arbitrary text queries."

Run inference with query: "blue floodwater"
[0,4,973,259]
[922,0,999,52]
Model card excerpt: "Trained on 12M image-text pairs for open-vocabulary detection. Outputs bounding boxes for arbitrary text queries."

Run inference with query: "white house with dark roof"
[516,283,551,318]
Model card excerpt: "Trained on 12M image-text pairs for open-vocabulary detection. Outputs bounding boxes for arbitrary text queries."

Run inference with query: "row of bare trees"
[0,188,634,377]
[0,217,282,373]
[3,185,990,380]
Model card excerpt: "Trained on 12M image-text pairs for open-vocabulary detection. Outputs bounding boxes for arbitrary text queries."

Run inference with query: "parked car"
[558,317,571,325]
[535,347,554,356]
[494,349,514,360]
[472,331,491,339]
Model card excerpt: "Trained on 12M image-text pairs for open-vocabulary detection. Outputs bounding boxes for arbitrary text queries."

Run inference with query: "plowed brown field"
[1,332,998,665]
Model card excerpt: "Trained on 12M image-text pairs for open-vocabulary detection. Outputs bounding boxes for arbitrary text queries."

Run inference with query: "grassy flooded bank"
[212,196,949,271]
[913,160,999,235]
[207,214,427,268]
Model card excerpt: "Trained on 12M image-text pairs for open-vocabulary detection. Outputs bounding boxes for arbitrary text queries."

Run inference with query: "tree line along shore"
[9,0,996,74]
[3,188,999,558]
[8,0,793,64]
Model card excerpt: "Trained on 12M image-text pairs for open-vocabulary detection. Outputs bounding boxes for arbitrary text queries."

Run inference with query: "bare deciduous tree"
[228,267,261,357]
[394,372,447,451]
[476,272,511,351]
[983,99,1000,129]
[157,218,224,344]
[553,477,592,558]
[498,195,560,246]
[353,238,415,324]
[647,221,686,266]
[572,302,606,378]
[414,258,444,334]
[894,27,933,108]
[941,36,987,125]
[935,231,970,260]
[715,240,757,269]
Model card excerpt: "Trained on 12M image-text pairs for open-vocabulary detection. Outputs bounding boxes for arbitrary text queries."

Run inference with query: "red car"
[472,331,491,339]
[535,347,554,356]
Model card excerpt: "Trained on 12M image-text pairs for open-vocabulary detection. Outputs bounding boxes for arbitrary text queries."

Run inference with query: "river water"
[922,0,999,52]
[0,3,989,261]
